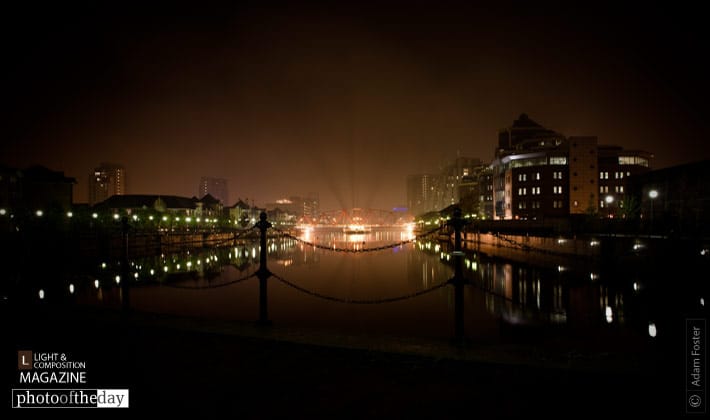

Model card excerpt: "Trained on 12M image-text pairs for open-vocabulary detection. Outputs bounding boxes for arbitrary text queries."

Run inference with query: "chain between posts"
[271,224,446,253]
[154,271,258,290]
[270,272,449,304]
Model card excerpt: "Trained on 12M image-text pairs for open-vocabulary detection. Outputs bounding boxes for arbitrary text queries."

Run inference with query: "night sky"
[3,2,709,210]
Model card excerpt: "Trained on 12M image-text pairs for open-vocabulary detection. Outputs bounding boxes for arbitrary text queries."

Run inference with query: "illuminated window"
[549,157,567,165]
[618,156,649,167]
[535,172,540,180]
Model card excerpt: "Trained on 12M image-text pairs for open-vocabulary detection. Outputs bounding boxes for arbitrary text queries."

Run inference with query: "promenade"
[5,301,674,416]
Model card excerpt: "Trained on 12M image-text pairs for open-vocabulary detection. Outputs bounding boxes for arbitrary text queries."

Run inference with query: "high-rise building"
[440,157,483,209]
[198,177,229,205]
[407,174,437,215]
[457,165,493,219]
[407,158,487,216]
[303,192,320,220]
[89,163,125,205]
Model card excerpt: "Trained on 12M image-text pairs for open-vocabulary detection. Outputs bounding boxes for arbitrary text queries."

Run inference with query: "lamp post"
[648,189,658,233]
[605,195,614,218]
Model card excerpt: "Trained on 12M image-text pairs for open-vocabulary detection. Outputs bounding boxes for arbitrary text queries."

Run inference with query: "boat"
[343,224,371,234]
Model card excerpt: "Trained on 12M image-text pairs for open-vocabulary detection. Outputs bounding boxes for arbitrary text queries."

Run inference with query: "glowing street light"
[0,208,6,216]
[649,189,658,232]
[35,210,43,217]
[67,211,73,218]
[92,213,98,219]
[604,195,615,218]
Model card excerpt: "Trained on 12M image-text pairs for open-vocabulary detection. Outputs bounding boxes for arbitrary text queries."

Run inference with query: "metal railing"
[118,208,501,343]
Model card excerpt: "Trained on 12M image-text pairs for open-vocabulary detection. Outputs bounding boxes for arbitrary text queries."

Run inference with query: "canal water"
[10,227,708,354]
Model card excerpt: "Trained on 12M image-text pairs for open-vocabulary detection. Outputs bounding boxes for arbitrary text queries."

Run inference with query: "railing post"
[447,207,466,344]
[121,216,130,313]
[255,211,272,326]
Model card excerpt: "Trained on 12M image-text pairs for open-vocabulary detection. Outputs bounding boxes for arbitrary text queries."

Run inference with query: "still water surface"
[21,227,708,351]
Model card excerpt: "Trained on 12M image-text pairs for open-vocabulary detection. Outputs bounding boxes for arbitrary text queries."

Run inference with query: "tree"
[617,194,640,220]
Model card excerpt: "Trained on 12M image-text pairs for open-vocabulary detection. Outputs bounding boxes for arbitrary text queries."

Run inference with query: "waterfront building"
[0,165,75,214]
[195,193,223,219]
[492,114,652,220]
[94,194,197,217]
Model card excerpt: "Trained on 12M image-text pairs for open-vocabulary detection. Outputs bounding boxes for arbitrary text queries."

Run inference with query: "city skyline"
[3,2,709,210]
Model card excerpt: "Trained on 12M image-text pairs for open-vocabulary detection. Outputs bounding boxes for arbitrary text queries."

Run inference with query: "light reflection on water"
[14,228,707,349]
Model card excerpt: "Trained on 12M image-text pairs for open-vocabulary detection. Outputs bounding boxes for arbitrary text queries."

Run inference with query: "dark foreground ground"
[4,301,685,417]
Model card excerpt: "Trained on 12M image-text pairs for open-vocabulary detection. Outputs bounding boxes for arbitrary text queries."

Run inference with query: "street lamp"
[649,189,658,232]
[605,195,614,218]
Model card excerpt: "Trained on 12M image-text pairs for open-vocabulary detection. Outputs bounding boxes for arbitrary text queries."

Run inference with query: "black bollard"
[121,217,130,313]
[255,212,272,326]
[447,208,466,344]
